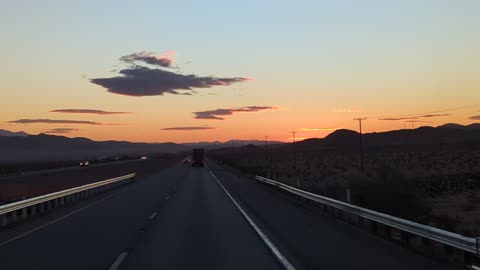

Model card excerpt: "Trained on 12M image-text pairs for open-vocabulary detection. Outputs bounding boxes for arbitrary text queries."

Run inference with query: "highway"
[0,161,456,270]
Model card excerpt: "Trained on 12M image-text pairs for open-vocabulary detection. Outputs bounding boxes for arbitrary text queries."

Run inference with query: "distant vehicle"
[79,161,89,167]
[182,157,191,164]
[191,148,205,167]
[140,156,148,160]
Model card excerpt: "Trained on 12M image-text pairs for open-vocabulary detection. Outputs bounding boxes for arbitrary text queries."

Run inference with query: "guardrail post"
[53,199,59,208]
[39,202,45,213]
[477,237,479,257]
[368,219,377,233]
[46,200,52,210]
[21,207,28,219]
[11,211,18,223]
[31,205,36,217]
[0,214,6,226]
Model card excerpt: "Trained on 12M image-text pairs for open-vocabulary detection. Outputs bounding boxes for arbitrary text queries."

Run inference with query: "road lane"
[120,166,281,270]
[207,160,458,270]
[0,159,459,270]
[0,164,188,270]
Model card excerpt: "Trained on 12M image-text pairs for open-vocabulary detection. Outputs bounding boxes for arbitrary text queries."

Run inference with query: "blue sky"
[1,1,479,142]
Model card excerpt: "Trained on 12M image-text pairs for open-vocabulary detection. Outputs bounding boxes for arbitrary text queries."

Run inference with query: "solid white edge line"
[108,251,129,270]
[208,168,296,270]
[149,212,158,220]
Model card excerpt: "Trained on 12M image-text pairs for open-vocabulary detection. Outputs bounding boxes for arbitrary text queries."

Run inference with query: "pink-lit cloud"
[120,51,175,68]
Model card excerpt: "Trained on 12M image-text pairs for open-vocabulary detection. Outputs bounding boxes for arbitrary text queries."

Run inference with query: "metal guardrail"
[0,173,136,217]
[256,175,479,255]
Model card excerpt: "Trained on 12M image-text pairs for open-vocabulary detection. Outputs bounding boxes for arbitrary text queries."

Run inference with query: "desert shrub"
[349,165,429,220]
[463,192,478,212]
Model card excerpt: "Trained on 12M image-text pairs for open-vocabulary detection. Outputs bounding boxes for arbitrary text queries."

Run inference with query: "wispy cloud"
[7,119,126,125]
[194,106,278,120]
[161,126,216,131]
[91,66,250,97]
[418,114,452,118]
[469,115,480,120]
[300,128,339,131]
[378,117,419,121]
[44,128,79,134]
[50,109,134,115]
[332,108,360,113]
[403,120,432,123]
[379,114,451,121]
[120,51,175,68]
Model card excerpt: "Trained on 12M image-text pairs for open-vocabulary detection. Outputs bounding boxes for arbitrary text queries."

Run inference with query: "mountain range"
[0,129,29,137]
[294,123,480,151]
[1,123,479,164]
[0,132,281,164]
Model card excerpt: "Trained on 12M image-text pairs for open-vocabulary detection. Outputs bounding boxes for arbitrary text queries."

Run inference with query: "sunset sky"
[1,1,479,143]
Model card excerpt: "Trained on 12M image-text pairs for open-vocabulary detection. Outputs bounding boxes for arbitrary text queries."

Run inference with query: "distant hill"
[438,123,480,130]
[0,133,187,164]
[182,139,284,149]
[294,124,480,151]
[0,129,29,137]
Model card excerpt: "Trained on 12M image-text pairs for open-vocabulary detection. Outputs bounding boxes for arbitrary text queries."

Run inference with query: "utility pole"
[291,131,297,169]
[265,136,268,159]
[353,118,367,172]
[265,136,269,176]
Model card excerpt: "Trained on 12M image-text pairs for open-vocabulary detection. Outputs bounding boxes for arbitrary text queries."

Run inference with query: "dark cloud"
[161,126,216,131]
[378,117,419,121]
[379,114,452,121]
[44,128,79,134]
[7,119,126,125]
[194,106,278,120]
[91,66,249,97]
[50,109,134,115]
[418,114,452,118]
[119,51,175,67]
[469,115,480,120]
[403,120,432,123]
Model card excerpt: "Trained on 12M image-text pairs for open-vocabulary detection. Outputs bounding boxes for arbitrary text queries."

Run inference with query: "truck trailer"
[191,148,205,167]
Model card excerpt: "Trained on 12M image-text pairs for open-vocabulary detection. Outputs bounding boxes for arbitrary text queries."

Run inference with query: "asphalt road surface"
[0,161,456,270]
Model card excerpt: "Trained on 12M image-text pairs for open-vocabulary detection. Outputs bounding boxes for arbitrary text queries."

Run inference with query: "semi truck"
[191,148,205,167]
